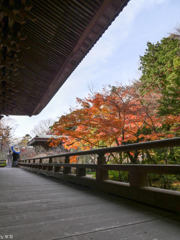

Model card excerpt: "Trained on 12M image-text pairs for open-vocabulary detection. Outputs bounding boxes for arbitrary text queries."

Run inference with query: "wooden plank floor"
[0,168,180,240]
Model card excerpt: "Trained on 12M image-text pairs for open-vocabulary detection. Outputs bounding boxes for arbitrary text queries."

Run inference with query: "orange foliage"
[70,156,78,163]
[50,83,178,151]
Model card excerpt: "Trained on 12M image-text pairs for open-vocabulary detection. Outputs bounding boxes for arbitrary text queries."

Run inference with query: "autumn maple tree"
[50,82,178,163]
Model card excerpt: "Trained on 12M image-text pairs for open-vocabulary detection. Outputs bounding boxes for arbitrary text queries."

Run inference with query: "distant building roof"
[27,135,64,146]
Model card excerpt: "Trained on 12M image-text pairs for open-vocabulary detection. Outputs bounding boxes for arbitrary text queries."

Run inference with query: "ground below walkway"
[0,168,180,240]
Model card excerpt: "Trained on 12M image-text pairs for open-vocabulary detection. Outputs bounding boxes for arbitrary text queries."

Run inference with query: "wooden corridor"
[0,168,180,240]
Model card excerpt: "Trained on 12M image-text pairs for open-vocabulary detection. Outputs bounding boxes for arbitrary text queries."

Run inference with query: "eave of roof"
[27,135,64,146]
[0,0,130,116]
[27,137,51,146]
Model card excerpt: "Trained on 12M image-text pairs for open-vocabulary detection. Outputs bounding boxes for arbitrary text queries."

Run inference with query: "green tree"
[139,36,180,116]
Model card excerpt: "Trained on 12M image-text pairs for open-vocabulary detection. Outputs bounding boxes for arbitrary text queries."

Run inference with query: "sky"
[6,0,180,139]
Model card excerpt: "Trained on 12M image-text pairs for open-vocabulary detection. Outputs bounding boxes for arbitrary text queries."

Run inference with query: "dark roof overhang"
[0,0,130,116]
[27,137,50,146]
[27,134,61,146]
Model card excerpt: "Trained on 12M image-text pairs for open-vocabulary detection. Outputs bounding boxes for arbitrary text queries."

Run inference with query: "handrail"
[19,137,180,213]
[24,162,180,173]
[21,137,180,161]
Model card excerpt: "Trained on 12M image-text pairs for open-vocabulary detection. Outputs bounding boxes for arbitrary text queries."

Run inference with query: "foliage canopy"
[139,37,180,116]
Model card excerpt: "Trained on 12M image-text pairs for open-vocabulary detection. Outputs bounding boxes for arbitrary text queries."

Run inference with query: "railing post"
[39,159,42,169]
[129,170,149,188]
[26,159,29,167]
[63,156,71,174]
[96,153,108,181]
[30,159,34,168]
[48,157,53,171]
[53,157,62,172]
[42,158,46,170]
[53,165,61,172]
[76,168,86,177]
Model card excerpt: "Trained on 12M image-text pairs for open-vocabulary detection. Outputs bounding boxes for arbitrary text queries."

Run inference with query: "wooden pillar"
[96,153,108,181]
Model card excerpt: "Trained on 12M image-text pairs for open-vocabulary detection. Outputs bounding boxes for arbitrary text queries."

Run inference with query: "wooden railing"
[19,138,180,213]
